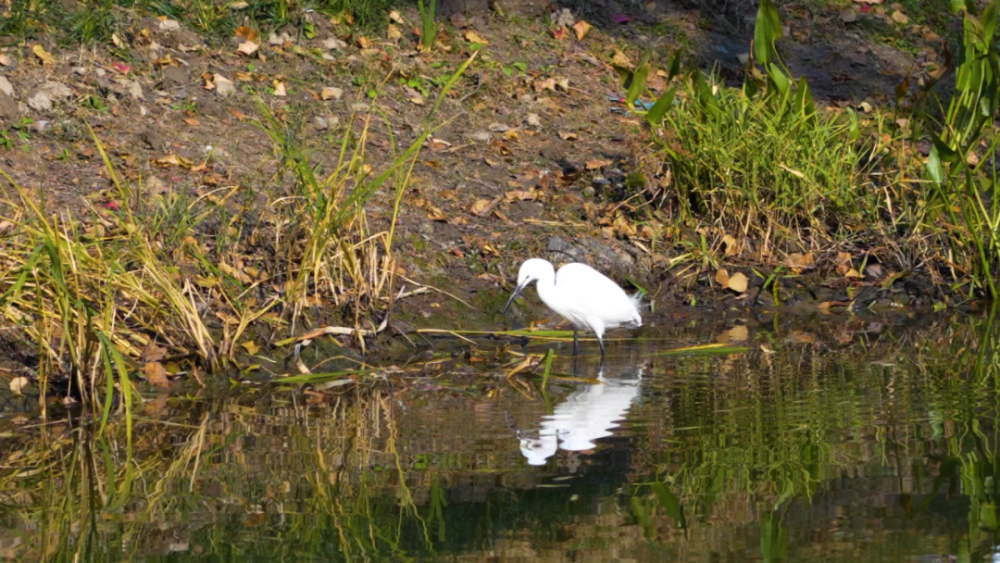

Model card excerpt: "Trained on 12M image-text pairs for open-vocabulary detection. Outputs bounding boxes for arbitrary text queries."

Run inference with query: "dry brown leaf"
[464,31,489,44]
[835,251,853,275]
[470,199,493,214]
[235,25,259,42]
[140,341,168,363]
[143,362,172,388]
[356,36,371,49]
[558,131,578,141]
[237,40,259,56]
[273,80,287,97]
[33,44,54,66]
[9,377,28,395]
[426,205,447,221]
[786,252,816,272]
[387,24,403,40]
[718,325,749,343]
[715,268,730,287]
[727,272,748,293]
[723,234,738,256]
[573,20,592,40]
[586,159,612,170]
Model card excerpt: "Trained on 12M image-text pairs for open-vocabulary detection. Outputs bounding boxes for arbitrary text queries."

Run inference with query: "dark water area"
[2,311,1000,562]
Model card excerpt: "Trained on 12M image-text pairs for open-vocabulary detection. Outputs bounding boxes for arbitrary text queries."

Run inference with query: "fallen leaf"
[184,117,200,126]
[237,40,259,56]
[573,20,592,40]
[389,10,404,23]
[235,25,259,42]
[586,159,612,170]
[464,30,489,44]
[470,199,493,214]
[33,44,54,66]
[426,205,447,221]
[9,377,28,395]
[786,252,816,272]
[388,24,403,40]
[891,10,908,24]
[241,340,261,355]
[715,268,730,287]
[722,325,748,342]
[612,50,633,67]
[143,362,172,388]
[551,26,569,40]
[558,131,578,141]
[273,80,287,97]
[0,53,10,66]
[727,272,748,293]
[356,36,371,49]
[723,234,738,256]
[140,341,168,363]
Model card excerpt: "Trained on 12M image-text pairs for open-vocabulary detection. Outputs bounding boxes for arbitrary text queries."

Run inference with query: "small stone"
[525,113,542,128]
[467,130,491,142]
[31,120,50,132]
[268,33,284,46]
[128,81,144,100]
[0,76,13,97]
[95,68,107,77]
[553,8,574,27]
[159,19,181,32]
[322,38,347,51]
[350,102,370,113]
[27,92,51,112]
[313,116,328,130]
[321,86,343,100]
[73,66,88,76]
[146,175,167,195]
[40,81,72,99]
[213,74,235,96]
[0,92,18,120]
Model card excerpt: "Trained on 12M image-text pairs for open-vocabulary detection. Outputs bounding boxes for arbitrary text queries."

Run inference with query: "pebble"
[213,74,235,96]
[40,81,72,99]
[525,113,542,128]
[321,86,343,101]
[128,81,144,100]
[322,38,347,51]
[0,76,13,98]
[467,130,491,142]
[313,116,329,131]
[27,92,51,112]
[159,19,181,32]
[350,102,370,113]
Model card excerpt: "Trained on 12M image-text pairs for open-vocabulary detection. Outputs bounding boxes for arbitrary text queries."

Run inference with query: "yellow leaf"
[387,24,402,40]
[273,80,287,97]
[573,20,592,40]
[470,199,492,214]
[241,340,261,355]
[727,272,748,293]
[32,44,54,66]
[715,268,730,287]
[464,31,489,44]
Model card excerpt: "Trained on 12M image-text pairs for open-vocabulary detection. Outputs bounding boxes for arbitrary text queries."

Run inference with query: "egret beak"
[502,282,526,315]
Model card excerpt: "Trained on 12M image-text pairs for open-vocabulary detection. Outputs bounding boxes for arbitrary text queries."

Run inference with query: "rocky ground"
[0,0,969,338]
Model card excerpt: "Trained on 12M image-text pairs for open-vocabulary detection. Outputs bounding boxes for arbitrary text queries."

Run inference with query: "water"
[2,312,1000,562]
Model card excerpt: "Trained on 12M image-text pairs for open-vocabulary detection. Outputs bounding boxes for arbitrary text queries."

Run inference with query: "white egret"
[501,258,642,357]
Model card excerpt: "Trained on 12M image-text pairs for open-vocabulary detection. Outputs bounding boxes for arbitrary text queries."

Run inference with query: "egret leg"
[598,336,606,358]
[573,330,579,355]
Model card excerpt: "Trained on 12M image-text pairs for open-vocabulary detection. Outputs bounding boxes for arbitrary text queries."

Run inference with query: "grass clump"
[0,57,473,410]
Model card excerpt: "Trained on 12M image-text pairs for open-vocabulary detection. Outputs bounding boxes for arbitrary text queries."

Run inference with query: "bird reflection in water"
[519,364,642,466]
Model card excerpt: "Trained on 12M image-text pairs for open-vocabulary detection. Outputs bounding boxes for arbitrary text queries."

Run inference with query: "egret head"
[502,258,554,315]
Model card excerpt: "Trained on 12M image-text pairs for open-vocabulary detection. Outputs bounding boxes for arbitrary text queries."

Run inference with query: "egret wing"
[554,263,641,327]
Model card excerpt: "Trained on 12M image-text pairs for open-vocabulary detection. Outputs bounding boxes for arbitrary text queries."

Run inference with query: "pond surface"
[2,311,1000,562]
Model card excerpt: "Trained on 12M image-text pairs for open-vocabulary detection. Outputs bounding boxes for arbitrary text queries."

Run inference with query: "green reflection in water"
[3,310,1000,561]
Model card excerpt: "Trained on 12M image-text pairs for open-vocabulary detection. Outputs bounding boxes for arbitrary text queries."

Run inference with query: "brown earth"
[0,0,964,342]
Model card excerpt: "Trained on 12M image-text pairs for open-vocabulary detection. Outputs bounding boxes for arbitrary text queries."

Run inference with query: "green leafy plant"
[417,0,439,51]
